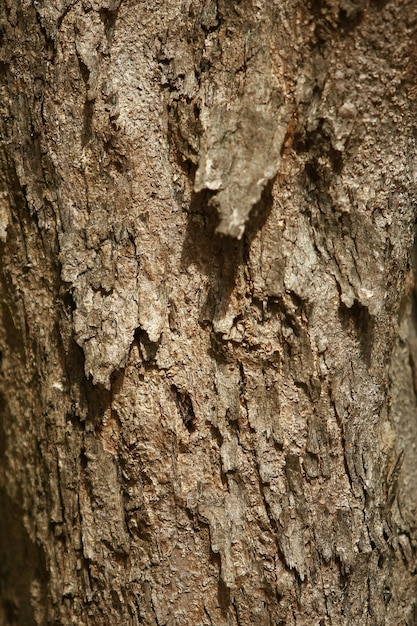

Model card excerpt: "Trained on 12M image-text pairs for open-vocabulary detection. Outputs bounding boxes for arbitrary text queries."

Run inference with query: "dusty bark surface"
[1,0,417,624]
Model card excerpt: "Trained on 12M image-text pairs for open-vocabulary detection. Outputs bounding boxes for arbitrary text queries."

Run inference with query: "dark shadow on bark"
[55,306,112,426]
[338,299,374,368]
[370,0,390,7]
[171,384,197,433]
[209,551,231,615]
[134,327,161,363]
[0,487,48,625]
[308,0,365,41]
[180,180,275,326]
[99,4,120,49]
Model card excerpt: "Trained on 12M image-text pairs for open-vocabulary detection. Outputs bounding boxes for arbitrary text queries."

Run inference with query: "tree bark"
[1,0,417,624]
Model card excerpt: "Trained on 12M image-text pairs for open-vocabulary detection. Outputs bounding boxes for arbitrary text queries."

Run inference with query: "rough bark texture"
[1,0,417,624]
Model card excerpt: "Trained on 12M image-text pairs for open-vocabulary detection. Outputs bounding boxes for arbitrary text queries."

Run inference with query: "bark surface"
[1,0,417,624]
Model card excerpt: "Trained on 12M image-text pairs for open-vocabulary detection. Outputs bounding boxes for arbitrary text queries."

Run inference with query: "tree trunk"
[1,0,417,624]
